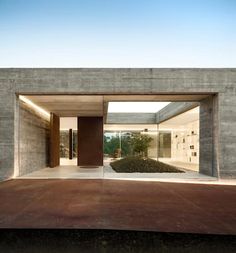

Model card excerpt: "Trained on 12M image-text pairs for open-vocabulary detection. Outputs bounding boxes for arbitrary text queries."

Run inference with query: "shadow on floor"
[0,229,235,253]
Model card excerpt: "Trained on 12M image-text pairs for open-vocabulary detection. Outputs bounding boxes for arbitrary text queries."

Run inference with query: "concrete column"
[218,91,236,178]
[0,89,15,180]
[199,95,219,177]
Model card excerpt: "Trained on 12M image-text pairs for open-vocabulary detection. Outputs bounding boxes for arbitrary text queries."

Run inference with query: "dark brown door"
[50,113,60,167]
[77,117,103,166]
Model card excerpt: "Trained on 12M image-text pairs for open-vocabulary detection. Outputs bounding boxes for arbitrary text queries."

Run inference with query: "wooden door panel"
[50,113,60,167]
[77,117,103,166]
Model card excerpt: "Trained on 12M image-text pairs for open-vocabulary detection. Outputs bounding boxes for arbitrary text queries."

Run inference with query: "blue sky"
[0,0,235,67]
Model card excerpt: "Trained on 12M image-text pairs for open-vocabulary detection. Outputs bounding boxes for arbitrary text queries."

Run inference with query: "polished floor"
[19,165,216,183]
[20,165,104,179]
[158,158,199,171]
[60,158,77,166]
[19,159,213,182]
[0,179,236,234]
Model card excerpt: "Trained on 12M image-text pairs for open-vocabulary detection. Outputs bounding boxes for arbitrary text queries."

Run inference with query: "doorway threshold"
[18,166,104,179]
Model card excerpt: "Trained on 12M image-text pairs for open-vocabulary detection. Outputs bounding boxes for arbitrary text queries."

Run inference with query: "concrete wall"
[218,91,236,178]
[18,100,50,176]
[199,96,215,176]
[0,84,15,180]
[0,68,235,179]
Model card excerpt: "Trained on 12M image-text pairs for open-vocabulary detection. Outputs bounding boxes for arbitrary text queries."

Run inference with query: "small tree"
[130,133,153,158]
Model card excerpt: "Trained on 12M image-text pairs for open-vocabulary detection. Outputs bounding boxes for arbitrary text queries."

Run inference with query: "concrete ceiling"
[24,94,208,117]
[160,106,199,127]
[25,95,104,117]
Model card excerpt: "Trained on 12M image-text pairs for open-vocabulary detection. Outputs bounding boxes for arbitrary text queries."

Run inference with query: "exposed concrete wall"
[0,87,15,180]
[156,102,199,124]
[107,113,156,124]
[18,100,50,176]
[218,90,236,178]
[0,68,235,179]
[4,68,234,95]
[199,96,215,176]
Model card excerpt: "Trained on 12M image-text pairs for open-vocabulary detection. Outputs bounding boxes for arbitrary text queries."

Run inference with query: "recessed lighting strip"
[19,95,50,119]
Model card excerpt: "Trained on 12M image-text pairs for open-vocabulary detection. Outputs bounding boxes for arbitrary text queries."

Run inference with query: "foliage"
[104,135,120,156]
[130,133,153,158]
[104,132,153,158]
[110,156,184,173]
[104,133,132,158]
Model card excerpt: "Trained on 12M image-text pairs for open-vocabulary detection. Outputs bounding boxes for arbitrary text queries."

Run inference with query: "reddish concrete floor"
[0,179,235,234]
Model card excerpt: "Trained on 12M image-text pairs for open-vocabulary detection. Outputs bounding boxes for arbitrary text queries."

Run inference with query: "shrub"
[110,156,184,173]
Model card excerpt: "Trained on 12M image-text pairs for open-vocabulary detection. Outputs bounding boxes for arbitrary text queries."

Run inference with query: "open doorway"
[60,117,77,166]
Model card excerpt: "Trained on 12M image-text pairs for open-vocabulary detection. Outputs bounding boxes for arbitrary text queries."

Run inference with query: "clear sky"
[0,0,235,67]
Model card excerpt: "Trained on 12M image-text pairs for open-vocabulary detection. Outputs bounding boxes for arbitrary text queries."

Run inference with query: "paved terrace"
[0,179,235,234]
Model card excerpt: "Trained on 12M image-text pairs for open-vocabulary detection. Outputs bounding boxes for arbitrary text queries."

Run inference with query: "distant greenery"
[104,135,120,156]
[104,132,153,158]
[110,156,184,173]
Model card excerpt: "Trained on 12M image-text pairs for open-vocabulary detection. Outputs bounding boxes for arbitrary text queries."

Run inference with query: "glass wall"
[158,107,199,171]
[104,106,199,171]
[158,131,171,158]
[104,125,158,160]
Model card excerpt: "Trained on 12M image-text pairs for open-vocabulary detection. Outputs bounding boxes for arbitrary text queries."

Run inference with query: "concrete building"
[0,68,236,180]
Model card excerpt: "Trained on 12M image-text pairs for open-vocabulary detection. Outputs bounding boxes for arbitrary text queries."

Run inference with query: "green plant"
[104,133,132,158]
[130,133,153,158]
[110,156,184,173]
[104,135,120,157]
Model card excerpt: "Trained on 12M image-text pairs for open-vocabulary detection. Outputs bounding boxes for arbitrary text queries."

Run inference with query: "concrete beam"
[106,113,156,124]
[156,102,199,124]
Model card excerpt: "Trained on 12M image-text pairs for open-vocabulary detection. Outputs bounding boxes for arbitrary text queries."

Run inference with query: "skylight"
[108,102,170,113]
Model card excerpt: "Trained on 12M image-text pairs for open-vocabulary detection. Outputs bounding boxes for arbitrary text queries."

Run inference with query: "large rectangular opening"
[15,94,216,180]
[104,106,199,176]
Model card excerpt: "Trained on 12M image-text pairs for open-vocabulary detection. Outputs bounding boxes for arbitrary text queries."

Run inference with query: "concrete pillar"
[199,95,219,177]
[0,89,15,180]
[218,91,236,178]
